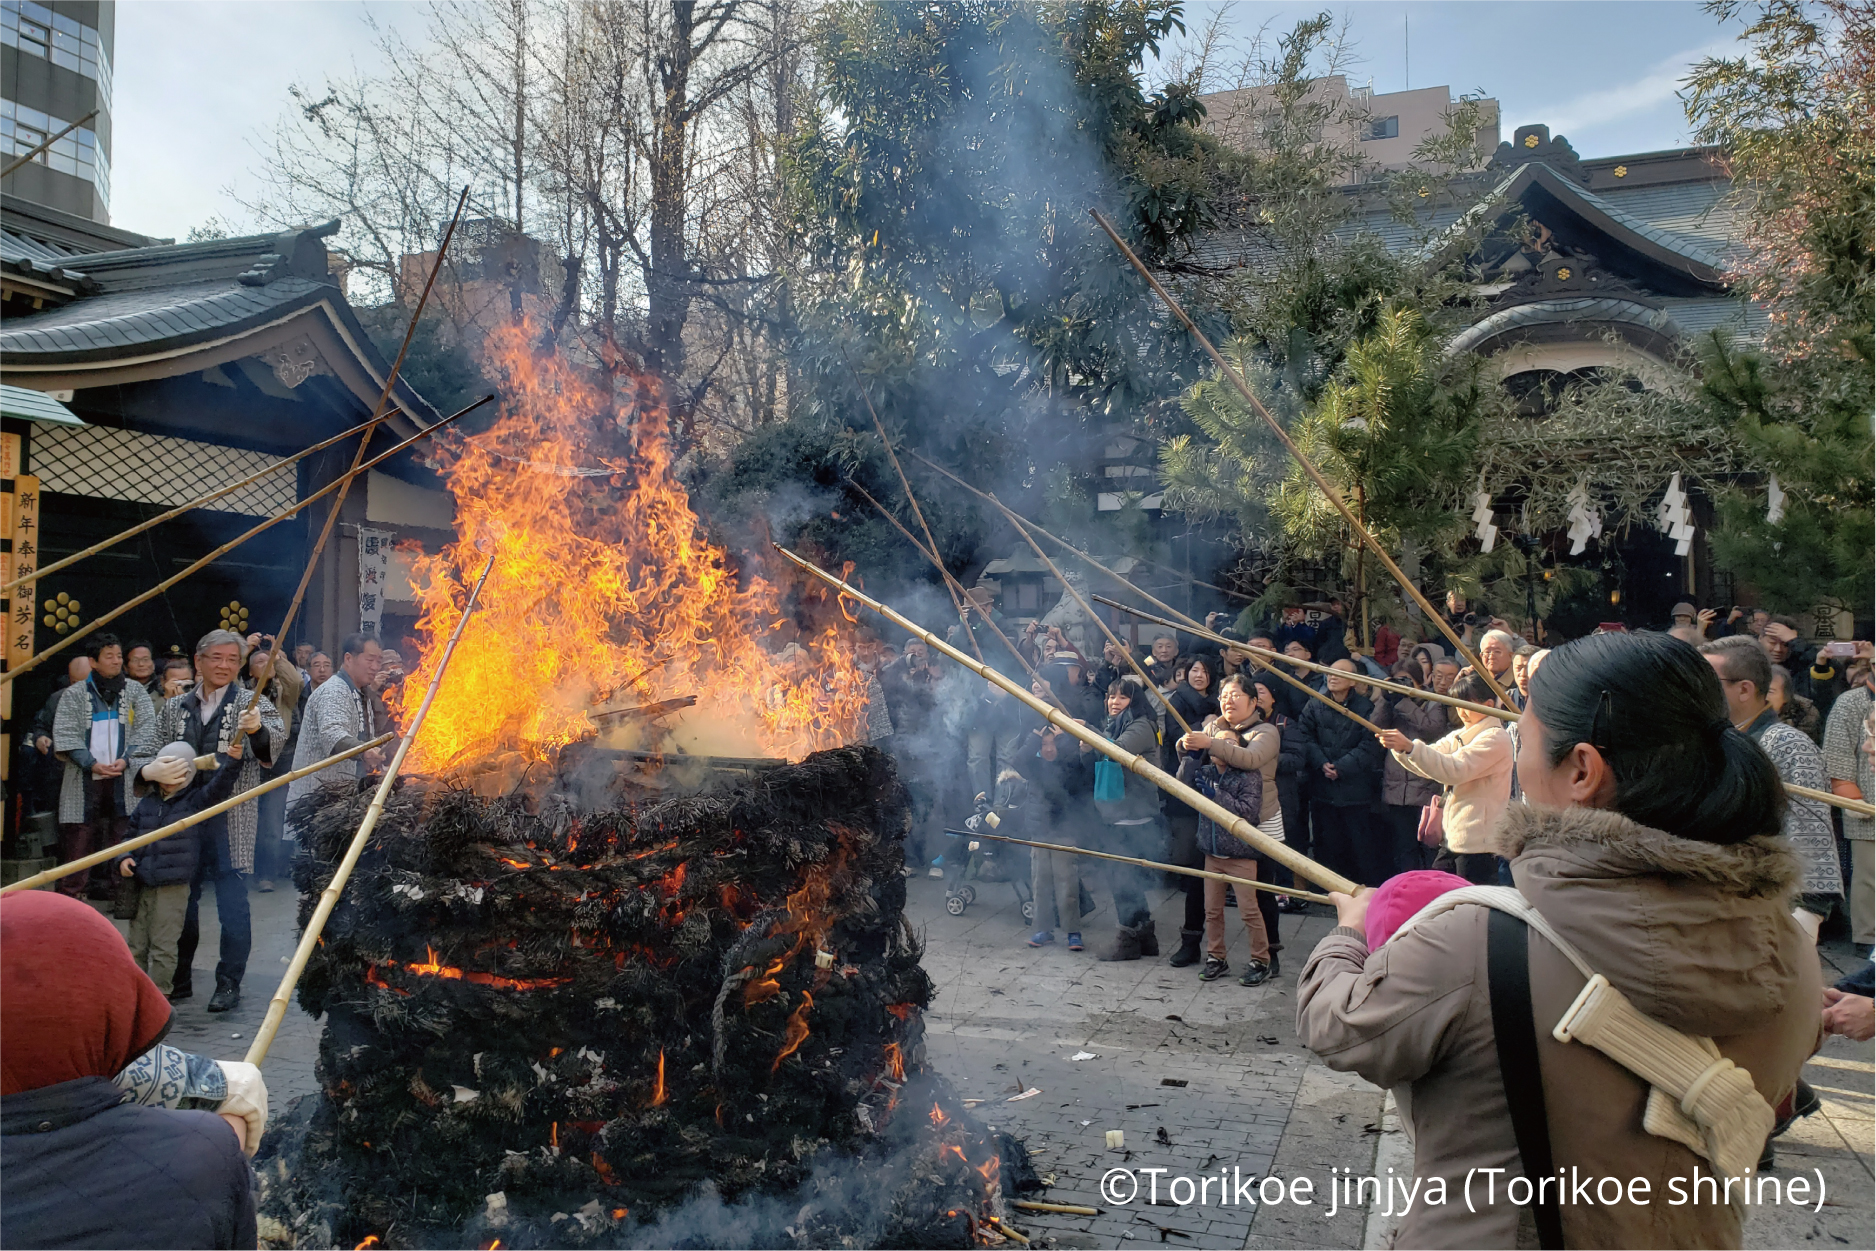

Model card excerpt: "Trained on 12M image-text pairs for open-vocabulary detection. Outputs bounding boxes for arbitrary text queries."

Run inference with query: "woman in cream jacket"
[1376,671,1512,884]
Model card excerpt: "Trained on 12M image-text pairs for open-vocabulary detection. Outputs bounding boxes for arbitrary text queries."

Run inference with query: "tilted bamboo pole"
[844,355,986,665]
[987,489,1194,737]
[1,109,97,178]
[247,552,496,1067]
[959,828,1331,904]
[774,545,1358,895]
[233,185,472,754]
[2,414,398,597]
[0,736,393,896]
[844,479,1065,711]
[0,396,489,684]
[1087,207,1515,708]
[1093,594,1506,721]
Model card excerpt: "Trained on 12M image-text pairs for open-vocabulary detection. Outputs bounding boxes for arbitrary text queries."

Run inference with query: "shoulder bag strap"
[1487,908,1565,1250]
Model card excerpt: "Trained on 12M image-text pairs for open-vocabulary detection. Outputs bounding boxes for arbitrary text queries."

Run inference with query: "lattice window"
[29,424,299,516]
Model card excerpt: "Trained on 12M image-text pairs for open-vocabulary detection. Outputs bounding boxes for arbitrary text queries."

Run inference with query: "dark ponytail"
[1525,632,1785,843]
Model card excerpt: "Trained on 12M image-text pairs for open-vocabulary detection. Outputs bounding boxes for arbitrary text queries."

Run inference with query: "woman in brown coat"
[1298,631,1820,1248]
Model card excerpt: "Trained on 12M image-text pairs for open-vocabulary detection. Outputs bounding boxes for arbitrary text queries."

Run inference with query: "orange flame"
[771,991,815,1071]
[881,1042,905,1083]
[650,1049,667,1107]
[372,946,572,992]
[354,1239,381,1250]
[393,321,870,771]
[929,1102,949,1126]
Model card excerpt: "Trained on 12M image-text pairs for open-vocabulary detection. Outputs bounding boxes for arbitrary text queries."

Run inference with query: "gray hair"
[195,628,248,660]
[1481,629,1518,652]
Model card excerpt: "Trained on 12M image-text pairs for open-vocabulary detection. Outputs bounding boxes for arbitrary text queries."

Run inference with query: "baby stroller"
[939,774,1035,919]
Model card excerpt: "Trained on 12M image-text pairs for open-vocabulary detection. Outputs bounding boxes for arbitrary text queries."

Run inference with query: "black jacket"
[0,1075,256,1249]
[115,754,242,887]
[1296,689,1383,807]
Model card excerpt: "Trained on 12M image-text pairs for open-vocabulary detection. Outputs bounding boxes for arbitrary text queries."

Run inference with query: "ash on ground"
[256,746,1040,1249]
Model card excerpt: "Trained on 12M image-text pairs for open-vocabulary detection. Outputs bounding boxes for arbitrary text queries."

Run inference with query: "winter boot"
[1167,928,1203,968]
[1135,920,1159,957]
[206,977,241,1013]
[1096,925,1144,962]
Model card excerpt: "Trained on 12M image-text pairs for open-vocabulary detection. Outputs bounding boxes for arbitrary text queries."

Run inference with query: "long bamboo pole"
[958,828,1331,904]
[1093,594,1505,721]
[1,109,98,179]
[845,479,1064,710]
[1,414,398,597]
[234,186,471,751]
[246,552,495,1067]
[987,489,1193,737]
[774,545,1358,894]
[0,397,489,685]
[0,736,393,895]
[1087,208,1514,708]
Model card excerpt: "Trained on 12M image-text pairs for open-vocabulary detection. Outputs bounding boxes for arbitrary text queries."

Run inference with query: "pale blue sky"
[111,0,1742,242]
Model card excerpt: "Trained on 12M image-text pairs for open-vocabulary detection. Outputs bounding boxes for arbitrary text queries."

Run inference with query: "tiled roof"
[1445,298,1684,356]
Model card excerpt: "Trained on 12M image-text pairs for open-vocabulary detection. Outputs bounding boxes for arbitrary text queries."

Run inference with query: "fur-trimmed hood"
[1504,804,1809,1038]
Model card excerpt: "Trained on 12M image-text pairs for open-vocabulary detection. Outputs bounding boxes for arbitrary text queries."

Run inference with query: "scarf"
[1,893,172,1095]
[89,671,126,706]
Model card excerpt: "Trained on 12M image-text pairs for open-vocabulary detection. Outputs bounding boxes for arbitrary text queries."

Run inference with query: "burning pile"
[260,748,1034,1248]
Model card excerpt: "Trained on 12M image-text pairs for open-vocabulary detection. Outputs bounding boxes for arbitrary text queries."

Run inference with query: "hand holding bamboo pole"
[246,553,496,1068]
[1087,207,1514,709]
[776,544,1358,895]
[0,736,394,896]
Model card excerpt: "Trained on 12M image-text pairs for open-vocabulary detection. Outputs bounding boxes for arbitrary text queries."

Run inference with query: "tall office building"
[0,1,113,222]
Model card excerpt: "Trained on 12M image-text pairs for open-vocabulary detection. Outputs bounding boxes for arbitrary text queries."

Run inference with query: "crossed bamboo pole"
[1087,208,1514,709]
[775,545,1357,895]
[247,552,496,1067]
[0,397,490,685]
[232,186,471,753]
[959,828,1331,905]
[910,451,1380,734]
[1,413,397,597]
[0,736,394,896]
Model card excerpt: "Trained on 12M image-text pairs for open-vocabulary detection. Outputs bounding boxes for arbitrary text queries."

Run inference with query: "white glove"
[215,1060,268,1157]
[141,756,191,788]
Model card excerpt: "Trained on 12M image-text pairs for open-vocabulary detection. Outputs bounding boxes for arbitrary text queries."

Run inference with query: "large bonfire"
[393,322,869,771]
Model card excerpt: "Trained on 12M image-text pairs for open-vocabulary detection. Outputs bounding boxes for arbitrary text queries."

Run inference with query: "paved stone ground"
[134,869,1873,1250]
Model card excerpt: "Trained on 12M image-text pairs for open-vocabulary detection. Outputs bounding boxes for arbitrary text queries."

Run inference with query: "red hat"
[1364,870,1473,950]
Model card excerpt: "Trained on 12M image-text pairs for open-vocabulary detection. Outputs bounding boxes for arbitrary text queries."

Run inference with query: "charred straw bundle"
[257,746,1035,1249]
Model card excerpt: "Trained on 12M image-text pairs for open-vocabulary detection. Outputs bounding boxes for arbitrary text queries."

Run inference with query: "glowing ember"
[393,321,871,770]
[650,1049,667,1107]
[371,946,573,992]
[354,1238,380,1250]
[771,992,815,1071]
[930,1102,949,1126]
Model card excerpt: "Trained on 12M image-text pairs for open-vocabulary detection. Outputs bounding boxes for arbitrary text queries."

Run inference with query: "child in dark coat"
[115,740,242,996]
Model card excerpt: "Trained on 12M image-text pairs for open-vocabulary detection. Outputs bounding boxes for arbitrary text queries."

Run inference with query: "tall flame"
[395,322,869,770]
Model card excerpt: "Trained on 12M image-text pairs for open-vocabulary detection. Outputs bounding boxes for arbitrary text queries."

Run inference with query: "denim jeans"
[177,827,251,989]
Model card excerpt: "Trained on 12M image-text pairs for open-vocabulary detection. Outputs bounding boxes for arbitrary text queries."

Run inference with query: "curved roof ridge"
[1445,297,1685,357]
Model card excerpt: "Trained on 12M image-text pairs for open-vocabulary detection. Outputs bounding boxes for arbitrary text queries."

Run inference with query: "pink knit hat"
[1364,870,1473,949]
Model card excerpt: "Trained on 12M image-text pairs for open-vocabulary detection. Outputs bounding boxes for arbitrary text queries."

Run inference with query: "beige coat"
[1199,715,1280,824]
[1392,720,1513,854]
[1298,804,1820,1249]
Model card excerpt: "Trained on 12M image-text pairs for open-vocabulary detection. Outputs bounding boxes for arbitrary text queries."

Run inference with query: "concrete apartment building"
[1,0,113,223]
[1199,76,1500,181]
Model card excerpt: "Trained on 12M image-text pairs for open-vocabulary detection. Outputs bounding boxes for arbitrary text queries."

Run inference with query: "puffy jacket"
[1092,710,1161,824]
[1296,690,1382,807]
[1298,804,1819,1249]
[1390,720,1514,855]
[0,1075,256,1249]
[1177,715,1276,858]
[115,754,242,888]
[1372,691,1447,807]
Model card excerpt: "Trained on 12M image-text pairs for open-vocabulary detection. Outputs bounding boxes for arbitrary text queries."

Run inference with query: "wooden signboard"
[1,432,41,769]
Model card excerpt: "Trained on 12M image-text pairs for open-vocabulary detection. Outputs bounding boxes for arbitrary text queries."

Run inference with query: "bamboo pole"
[1092,595,1507,721]
[1087,207,1515,708]
[986,489,1193,737]
[0,396,489,685]
[1,414,398,596]
[844,355,985,665]
[233,185,471,753]
[246,552,495,1067]
[1,109,98,178]
[0,736,393,895]
[774,544,1358,894]
[1013,1202,1102,1217]
[958,829,1331,904]
[844,479,1064,710]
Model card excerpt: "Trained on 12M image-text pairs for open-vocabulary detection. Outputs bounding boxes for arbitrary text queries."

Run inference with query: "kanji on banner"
[358,527,392,638]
